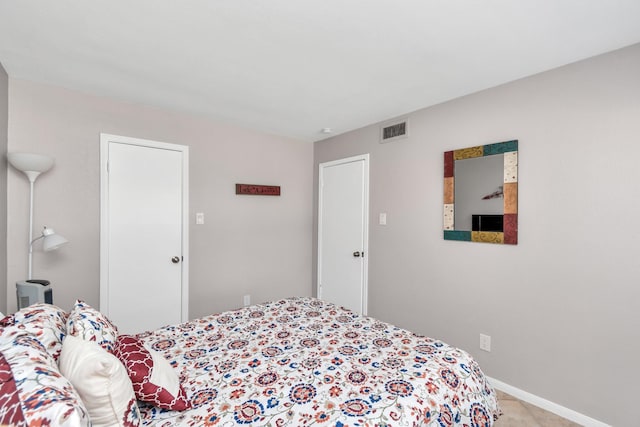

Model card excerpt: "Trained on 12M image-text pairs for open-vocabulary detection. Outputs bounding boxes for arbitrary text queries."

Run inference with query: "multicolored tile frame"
[443,140,518,244]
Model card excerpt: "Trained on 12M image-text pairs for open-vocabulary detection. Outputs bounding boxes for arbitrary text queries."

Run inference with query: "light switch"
[196,212,205,224]
[379,213,387,225]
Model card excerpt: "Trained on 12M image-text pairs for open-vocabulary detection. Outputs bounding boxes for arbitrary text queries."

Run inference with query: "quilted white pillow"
[59,335,141,427]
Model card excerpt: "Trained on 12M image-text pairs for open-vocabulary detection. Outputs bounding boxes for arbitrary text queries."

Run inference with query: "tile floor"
[494,390,582,426]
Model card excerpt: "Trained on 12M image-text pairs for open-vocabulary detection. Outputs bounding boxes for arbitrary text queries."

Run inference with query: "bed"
[0,297,500,426]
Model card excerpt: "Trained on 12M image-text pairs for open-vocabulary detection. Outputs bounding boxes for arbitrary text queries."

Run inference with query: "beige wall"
[6,79,313,319]
[314,43,640,426]
[0,62,7,314]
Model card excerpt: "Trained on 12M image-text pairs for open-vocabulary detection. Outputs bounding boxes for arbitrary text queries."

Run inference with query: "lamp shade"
[41,227,68,252]
[8,152,54,182]
[8,152,54,173]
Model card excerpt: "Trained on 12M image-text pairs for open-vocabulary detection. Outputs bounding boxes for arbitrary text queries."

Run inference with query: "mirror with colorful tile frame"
[443,140,518,244]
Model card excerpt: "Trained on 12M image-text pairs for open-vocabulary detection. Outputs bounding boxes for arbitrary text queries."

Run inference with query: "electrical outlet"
[479,333,491,352]
[243,295,251,307]
[196,212,205,224]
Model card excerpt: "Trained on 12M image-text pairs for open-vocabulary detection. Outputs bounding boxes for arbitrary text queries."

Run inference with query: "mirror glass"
[443,140,518,244]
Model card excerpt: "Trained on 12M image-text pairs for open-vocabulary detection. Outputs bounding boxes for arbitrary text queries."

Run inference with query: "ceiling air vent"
[380,118,409,143]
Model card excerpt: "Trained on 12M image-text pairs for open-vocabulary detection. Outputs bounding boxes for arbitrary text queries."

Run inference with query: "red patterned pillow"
[0,352,27,427]
[114,335,190,410]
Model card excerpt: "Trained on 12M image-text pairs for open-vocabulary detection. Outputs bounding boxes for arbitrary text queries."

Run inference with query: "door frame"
[317,154,369,314]
[99,133,189,322]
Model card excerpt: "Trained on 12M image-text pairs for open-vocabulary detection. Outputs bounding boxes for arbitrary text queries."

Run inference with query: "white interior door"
[100,134,188,334]
[317,154,369,314]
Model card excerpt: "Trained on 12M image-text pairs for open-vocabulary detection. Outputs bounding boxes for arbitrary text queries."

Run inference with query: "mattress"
[136,297,500,426]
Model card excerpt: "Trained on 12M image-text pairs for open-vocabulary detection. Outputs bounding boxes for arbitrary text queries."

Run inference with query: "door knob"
[353,251,361,257]
[171,256,180,263]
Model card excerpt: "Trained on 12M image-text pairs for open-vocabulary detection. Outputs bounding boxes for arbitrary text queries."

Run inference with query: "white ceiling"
[1,1,640,142]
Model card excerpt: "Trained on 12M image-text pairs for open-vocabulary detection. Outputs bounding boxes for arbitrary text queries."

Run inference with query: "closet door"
[317,154,369,315]
[100,134,189,334]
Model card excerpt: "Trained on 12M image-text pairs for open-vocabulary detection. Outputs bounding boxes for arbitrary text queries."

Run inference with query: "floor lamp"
[8,152,68,280]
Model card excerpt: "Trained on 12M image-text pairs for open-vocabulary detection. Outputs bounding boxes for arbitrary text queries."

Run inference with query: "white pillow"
[59,334,141,427]
[147,343,181,396]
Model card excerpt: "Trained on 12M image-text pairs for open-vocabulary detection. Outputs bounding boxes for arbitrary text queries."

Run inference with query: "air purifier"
[16,280,53,309]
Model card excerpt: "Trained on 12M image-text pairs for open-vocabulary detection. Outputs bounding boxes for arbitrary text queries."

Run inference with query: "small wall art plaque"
[235,184,281,196]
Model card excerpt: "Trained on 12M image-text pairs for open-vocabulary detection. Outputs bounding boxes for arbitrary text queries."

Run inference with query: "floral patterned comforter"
[137,297,500,426]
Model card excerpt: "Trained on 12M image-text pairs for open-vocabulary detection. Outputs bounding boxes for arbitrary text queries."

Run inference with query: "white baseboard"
[487,376,610,427]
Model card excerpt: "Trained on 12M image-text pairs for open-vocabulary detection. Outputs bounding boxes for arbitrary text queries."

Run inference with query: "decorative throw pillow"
[0,327,90,426]
[13,303,68,360]
[0,352,27,427]
[0,313,15,327]
[66,300,118,352]
[114,335,191,410]
[59,334,140,427]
